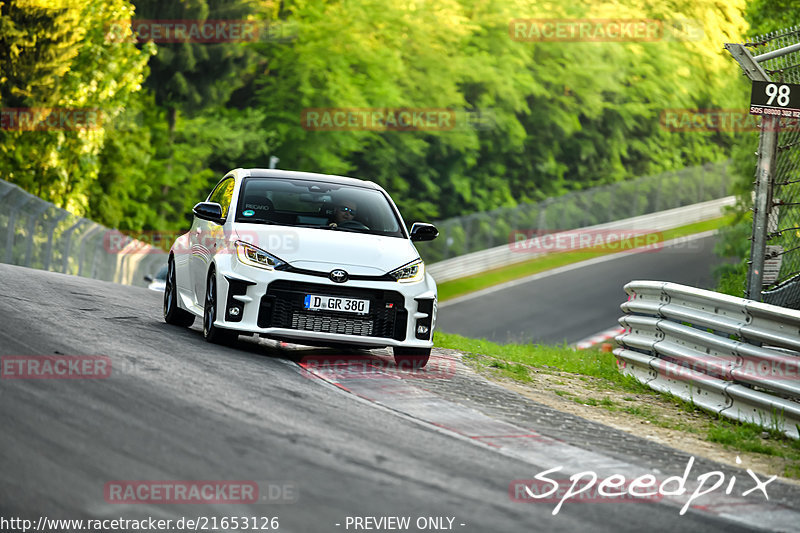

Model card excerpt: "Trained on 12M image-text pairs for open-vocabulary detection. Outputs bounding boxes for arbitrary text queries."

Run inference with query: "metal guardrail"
[0,178,166,286]
[615,281,800,439]
[428,196,735,283]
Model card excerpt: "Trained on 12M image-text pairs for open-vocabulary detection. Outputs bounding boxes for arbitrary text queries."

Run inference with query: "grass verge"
[434,331,632,385]
[434,331,800,479]
[437,215,735,302]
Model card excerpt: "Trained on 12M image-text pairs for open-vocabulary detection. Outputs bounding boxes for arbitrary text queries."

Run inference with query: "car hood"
[234,224,419,275]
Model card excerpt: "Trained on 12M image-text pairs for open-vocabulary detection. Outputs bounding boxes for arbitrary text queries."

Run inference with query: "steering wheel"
[338,220,370,230]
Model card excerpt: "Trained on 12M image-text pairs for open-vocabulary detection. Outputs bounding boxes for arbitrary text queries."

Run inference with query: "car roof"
[235,169,382,190]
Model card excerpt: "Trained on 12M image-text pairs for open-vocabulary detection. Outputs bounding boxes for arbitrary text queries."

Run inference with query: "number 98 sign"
[750,80,800,116]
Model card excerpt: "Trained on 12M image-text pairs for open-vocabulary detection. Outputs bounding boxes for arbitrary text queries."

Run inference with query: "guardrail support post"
[42,212,68,271]
[61,220,87,274]
[24,202,51,267]
[77,223,102,277]
[3,191,32,264]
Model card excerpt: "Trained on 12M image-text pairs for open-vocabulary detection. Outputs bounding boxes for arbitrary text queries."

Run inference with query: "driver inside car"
[329,198,358,226]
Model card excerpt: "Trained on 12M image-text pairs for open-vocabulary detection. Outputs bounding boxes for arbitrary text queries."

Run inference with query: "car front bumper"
[187,257,437,349]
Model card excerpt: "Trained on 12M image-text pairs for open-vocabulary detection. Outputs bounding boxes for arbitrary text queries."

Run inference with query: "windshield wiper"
[292,223,369,233]
[321,224,364,233]
[239,218,279,225]
[293,223,333,229]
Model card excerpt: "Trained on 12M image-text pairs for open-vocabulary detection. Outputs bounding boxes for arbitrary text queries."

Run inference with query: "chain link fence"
[416,161,734,263]
[0,178,165,286]
[727,27,800,309]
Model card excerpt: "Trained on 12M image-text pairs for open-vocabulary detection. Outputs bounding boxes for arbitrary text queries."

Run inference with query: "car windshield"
[235,177,405,238]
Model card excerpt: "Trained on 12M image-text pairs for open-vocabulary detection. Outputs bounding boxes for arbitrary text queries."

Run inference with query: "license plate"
[304,294,370,314]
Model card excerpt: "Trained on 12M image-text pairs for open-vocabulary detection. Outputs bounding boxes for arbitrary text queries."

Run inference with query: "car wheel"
[203,268,237,344]
[164,256,195,327]
[393,347,431,369]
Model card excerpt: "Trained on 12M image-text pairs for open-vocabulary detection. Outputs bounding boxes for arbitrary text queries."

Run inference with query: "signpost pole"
[725,43,791,301]
[748,116,778,300]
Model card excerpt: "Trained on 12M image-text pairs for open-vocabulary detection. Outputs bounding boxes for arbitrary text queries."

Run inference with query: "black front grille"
[290,313,374,336]
[258,281,407,340]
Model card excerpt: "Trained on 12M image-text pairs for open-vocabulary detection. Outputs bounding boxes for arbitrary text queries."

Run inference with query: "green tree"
[131,0,258,129]
[1,0,760,236]
[245,0,748,222]
[746,0,800,36]
[0,0,151,214]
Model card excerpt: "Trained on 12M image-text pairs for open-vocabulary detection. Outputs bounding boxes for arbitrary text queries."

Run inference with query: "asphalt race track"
[2,262,799,533]
[437,233,728,345]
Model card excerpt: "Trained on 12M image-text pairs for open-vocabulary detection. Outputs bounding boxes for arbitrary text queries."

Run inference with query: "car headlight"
[235,240,287,270]
[389,259,425,283]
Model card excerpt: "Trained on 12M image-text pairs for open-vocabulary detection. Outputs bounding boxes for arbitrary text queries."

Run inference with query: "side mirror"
[192,202,224,223]
[144,275,154,283]
[409,222,438,242]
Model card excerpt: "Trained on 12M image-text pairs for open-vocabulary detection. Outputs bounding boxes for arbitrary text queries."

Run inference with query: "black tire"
[164,256,195,327]
[203,268,238,344]
[393,347,431,369]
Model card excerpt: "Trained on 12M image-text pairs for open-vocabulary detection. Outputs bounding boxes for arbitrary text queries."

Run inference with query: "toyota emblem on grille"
[329,269,349,283]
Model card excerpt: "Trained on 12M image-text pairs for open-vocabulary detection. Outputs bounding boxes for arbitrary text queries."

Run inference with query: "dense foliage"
[1,0,757,233]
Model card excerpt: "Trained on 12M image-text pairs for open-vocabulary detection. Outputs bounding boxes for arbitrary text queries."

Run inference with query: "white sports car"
[164,168,439,367]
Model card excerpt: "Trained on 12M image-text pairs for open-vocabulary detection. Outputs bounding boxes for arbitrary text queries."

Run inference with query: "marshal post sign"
[750,80,800,117]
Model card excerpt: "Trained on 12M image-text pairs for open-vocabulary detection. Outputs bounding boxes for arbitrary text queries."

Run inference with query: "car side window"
[207,178,235,219]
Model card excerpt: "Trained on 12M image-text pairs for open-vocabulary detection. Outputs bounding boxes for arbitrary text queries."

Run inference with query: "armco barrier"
[428,196,735,283]
[615,281,800,439]
[0,179,165,287]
